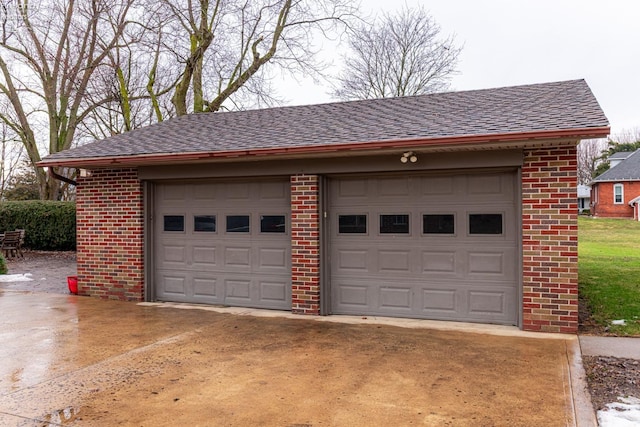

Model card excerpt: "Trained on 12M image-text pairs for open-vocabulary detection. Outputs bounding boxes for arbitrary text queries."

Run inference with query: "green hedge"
[0,201,76,251]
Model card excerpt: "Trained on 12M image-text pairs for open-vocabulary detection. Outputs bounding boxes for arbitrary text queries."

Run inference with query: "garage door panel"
[225,182,251,200]
[162,244,187,264]
[193,277,218,298]
[154,179,291,310]
[224,247,251,267]
[161,184,188,201]
[336,179,368,199]
[421,289,458,312]
[259,280,289,303]
[192,183,218,200]
[225,278,251,300]
[378,250,411,272]
[421,176,455,195]
[468,252,504,274]
[336,249,369,271]
[379,287,412,310]
[467,174,503,195]
[378,177,410,196]
[422,251,457,274]
[158,273,187,296]
[335,282,370,307]
[259,181,288,200]
[330,171,519,325]
[467,287,517,321]
[192,246,217,267]
[258,248,287,269]
[468,290,507,315]
[466,248,517,279]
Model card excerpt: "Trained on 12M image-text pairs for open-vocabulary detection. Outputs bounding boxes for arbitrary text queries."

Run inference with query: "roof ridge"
[214,79,589,114]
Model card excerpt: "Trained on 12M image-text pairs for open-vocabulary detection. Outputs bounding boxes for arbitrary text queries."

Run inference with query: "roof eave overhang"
[38,126,610,169]
[591,178,640,183]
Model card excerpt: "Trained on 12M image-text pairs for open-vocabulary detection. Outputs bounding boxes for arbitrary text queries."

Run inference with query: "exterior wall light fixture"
[400,151,418,163]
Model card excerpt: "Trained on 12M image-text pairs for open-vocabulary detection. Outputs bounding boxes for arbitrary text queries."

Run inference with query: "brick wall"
[290,175,321,314]
[521,146,578,333]
[76,168,144,301]
[592,182,640,218]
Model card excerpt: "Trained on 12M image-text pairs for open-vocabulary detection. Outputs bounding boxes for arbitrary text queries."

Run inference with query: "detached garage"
[39,79,609,333]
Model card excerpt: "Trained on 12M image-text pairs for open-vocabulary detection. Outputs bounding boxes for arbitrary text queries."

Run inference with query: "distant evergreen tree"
[593,139,640,177]
[3,168,40,201]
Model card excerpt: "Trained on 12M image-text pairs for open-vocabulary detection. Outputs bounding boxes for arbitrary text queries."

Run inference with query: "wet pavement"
[0,290,583,427]
[2,251,76,294]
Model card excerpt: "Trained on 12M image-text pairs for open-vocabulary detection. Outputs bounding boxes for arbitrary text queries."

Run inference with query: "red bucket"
[67,276,78,294]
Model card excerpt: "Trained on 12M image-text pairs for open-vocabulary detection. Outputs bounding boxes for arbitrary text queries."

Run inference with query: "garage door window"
[194,215,216,232]
[423,214,455,234]
[164,215,184,232]
[380,214,409,234]
[261,215,286,233]
[226,215,250,233]
[339,215,367,234]
[469,214,502,235]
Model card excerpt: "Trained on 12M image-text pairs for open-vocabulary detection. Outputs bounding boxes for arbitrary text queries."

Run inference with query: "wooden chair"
[1,230,23,258]
[16,229,25,253]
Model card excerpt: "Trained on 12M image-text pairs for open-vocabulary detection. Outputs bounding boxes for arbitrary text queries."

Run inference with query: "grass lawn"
[579,216,640,335]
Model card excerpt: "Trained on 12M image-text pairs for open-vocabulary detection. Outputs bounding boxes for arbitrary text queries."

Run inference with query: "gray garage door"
[154,179,291,309]
[329,171,518,324]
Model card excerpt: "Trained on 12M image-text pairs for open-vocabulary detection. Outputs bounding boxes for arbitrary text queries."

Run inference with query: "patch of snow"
[611,319,627,326]
[0,273,33,282]
[597,396,640,427]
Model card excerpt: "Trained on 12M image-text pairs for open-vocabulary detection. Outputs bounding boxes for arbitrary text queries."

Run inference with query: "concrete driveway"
[0,290,586,426]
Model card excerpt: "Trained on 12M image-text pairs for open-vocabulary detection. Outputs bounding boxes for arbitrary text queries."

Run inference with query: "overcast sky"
[281,0,639,137]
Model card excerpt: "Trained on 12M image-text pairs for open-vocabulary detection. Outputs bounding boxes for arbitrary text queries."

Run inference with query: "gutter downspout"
[48,167,78,187]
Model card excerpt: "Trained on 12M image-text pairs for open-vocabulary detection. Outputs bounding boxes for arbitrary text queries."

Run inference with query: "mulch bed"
[579,295,640,411]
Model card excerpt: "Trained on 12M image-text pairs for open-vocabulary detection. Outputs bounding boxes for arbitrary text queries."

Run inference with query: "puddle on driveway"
[35,407,81,426]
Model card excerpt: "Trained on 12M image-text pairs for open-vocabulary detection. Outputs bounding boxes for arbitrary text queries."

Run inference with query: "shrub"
[0,201,76,251]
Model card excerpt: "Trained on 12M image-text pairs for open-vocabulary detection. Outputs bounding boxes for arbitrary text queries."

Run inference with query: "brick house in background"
[39,80,609,333]
[591,149,640,219]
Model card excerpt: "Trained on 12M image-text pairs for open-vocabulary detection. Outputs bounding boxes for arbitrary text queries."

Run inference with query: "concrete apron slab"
[1,291,583,426]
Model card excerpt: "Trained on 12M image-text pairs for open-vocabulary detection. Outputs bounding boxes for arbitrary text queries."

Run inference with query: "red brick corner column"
[290,174,321,314]
[522,146,578,333]
[76,168,144,301]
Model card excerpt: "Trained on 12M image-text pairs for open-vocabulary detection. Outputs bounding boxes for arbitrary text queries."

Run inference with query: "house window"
[614,184,624,204]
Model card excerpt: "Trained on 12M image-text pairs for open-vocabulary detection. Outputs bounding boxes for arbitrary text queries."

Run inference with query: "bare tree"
[333,5,462,100]
[0,0,134,199]
[577,139,607,185]
[612,127,640,145]
[154,0,357,116]
[0,119,24,200]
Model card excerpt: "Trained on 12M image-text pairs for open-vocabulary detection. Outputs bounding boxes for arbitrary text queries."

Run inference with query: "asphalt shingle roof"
[609,151,634,160]
[592,149,640,182]
[40,79,609,166]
